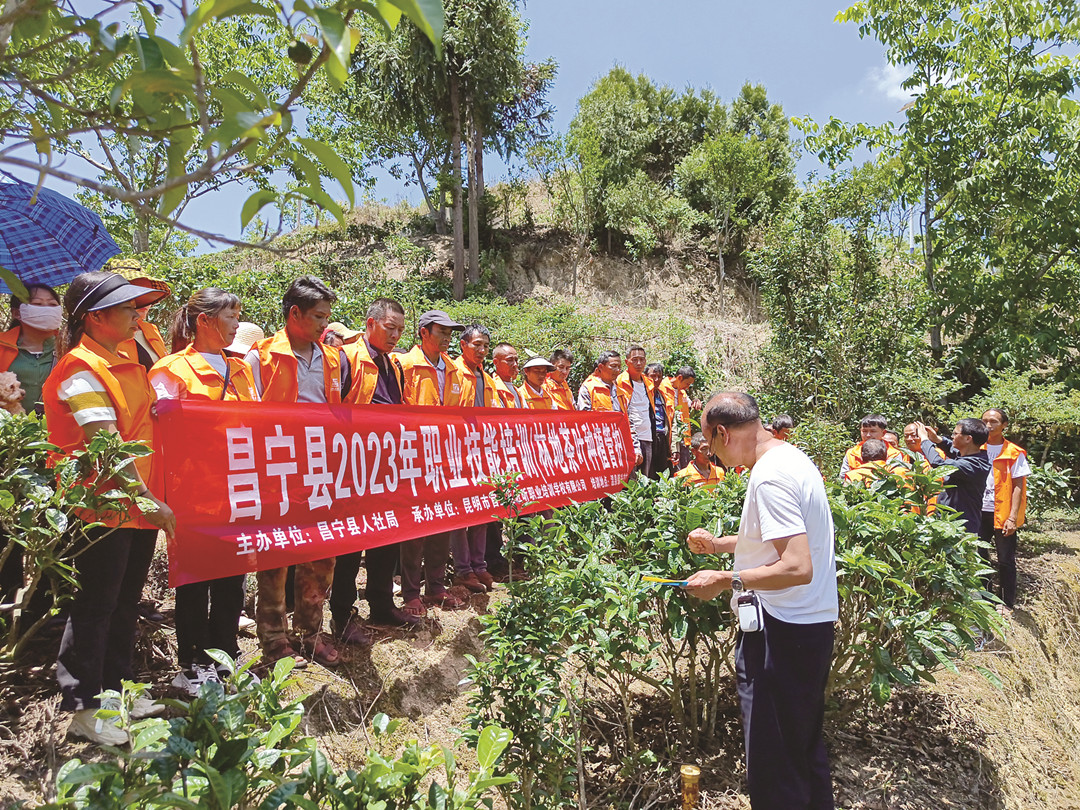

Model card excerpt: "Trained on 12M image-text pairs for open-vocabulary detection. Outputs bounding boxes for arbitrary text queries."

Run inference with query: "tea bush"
[46,655,514,809]
[467,465,1001,807]
[0,414,154,662]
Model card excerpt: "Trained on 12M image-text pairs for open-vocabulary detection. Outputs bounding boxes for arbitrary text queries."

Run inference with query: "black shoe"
[368,605,421,628]
[137,601,165,623]
[332,609,372,646]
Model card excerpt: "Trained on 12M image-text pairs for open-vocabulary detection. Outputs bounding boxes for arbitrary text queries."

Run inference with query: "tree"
[802,0,1080,385]
[330,0,553,299]
[0,0,444,259]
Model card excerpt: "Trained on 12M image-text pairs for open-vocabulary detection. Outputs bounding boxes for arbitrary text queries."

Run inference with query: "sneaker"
[68,708,128,747]
[172,664,222,697]
[237,613,257,632]
[131,695,166,719]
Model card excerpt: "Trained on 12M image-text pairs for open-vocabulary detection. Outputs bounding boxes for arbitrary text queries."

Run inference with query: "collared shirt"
[244,342,351,403]
[473,366,486,407]
[8,334,55,409]
[577,379,622,412]
[434,355,447,400]
[653,389,668,435]
[365,338,402,405]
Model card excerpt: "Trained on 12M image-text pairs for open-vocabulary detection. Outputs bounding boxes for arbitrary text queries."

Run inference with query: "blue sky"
[365,0,910,206]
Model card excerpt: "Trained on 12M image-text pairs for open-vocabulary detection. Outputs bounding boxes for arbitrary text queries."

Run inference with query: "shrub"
[47,656,514,809]
[0,414,153,661]
[467,466,1001,805]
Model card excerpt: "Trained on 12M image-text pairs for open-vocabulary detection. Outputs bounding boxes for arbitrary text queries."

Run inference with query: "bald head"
[703,392,761,431]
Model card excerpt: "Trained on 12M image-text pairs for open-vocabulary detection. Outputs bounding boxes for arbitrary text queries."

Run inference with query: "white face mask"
[18,304,63,332]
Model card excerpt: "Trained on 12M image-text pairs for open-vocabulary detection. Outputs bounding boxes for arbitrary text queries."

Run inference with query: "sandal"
[301,634,341,668]
[263,640,308,670]
[402,597,428,618]
[423,591,466,610]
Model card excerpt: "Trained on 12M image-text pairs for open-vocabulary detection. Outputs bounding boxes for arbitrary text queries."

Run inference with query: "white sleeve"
[244,349,263,396]
[1011,453,1031,478]
[838,456,851,480]
[576,385,592,411]
[755,478,808,542]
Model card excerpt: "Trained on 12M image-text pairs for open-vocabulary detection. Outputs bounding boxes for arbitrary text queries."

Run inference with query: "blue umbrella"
[0,180,121,296]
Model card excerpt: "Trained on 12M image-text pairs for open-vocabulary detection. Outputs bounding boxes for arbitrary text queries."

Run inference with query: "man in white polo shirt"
[684,391,837,810]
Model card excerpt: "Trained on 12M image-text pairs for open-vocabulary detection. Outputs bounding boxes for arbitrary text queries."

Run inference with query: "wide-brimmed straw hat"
[225,322,265,355]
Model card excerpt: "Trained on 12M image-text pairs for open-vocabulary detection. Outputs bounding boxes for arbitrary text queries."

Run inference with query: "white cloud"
[866,63,917,104]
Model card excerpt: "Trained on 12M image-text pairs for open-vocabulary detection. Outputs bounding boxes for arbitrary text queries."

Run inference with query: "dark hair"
[596,350,621,368]
[282,275,335,321]
[690,431,707,448]
[550,348,574,364]
[983,408,1009,425]
[460,324,491,344]
[860,414,889,430]
[627,344,646,357]
[957,417,989,448]
[62,272,111,353]
[676,366,696,380]
[771,414,795,431]
[492,342,516,358]
[883,430,899,442]
[366,297,404,321]
[704,392,760,428]
[170,287,242,352]
[644,362,664,376]
[9,284,60,326]
[861,438,888,462]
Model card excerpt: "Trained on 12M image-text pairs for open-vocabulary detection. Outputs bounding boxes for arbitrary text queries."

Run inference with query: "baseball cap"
[418,310,463,329]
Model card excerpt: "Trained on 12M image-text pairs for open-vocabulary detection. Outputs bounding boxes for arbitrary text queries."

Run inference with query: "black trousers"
[57,526,156,711]
[736,610,835,810]
[638,440,653,479]
[485,522,508,572]
[652,432,672,478]
[329,543,399,626]
[978,511,1018,607]
[174,575,245,667]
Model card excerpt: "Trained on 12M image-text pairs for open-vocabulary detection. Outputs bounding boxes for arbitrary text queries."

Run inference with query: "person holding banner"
[149,288,258,695]
[330,297,418,638]
[451,325,500,594]
[491,343,523,408]
[543,348,576,411]
[43,270,173,746]
[244,276,350,668]
[519,356,556,409]
[396,311,467,618]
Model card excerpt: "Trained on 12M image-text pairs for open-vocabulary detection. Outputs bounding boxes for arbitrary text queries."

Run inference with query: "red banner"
[156,400,635,586]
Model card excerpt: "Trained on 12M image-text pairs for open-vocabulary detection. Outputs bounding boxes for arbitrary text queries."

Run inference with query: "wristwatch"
[731,571,744,593]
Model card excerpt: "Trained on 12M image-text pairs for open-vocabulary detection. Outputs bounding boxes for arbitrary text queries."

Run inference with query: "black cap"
[71,273,168,318]
[418,309,463,329]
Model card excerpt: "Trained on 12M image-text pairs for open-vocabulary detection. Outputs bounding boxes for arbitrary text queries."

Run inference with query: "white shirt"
[982,443,1030,512]
[150,352,230,400]
[628,379,651,442]
[731,442,839,624]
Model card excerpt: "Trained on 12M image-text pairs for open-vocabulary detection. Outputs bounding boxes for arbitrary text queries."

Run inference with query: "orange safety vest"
[252,328,342,404]
[42,334,158,529]
[518,382,554,410]
[844,460,888,486]
[455,355,499,408]
[660,377,691,446]
[543,377,575,411]
[675,462,725,490]
[0,325,21,371]
[845,441,901,472]
[150,345,259,402]
[396,345,463,406]
[341,339,404,405]
[615,370,654,413]
[580,373,625,412]
[492,375,521,408]
[118,318,168,364]
[990,439,1028,530]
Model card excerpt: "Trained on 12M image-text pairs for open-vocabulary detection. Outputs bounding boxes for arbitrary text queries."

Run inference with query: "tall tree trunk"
[133,215,150,254]
[411,153,444,235]
[449,67,466,301]
[466,105,480,284]
[923,174,942,359]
